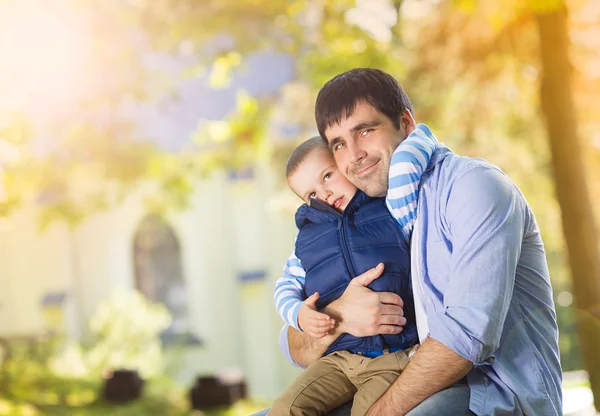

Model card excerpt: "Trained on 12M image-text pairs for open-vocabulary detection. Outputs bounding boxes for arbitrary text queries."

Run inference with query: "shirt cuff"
[290,302,302,332]
[428,310,496,367]
[278,325,306,369]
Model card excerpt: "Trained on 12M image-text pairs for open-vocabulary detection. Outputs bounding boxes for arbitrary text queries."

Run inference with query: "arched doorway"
[133,214,187,336]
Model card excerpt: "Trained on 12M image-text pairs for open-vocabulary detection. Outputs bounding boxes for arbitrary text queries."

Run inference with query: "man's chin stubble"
[350,173,387,197]
[361,180,387,197]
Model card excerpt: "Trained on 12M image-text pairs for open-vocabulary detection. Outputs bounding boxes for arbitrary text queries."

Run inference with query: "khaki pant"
[269,346,415,416]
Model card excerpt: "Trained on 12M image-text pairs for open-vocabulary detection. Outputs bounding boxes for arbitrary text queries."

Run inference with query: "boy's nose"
[318,188,331,203]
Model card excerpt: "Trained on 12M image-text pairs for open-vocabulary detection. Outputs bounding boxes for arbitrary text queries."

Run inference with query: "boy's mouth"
[333,196,344,209]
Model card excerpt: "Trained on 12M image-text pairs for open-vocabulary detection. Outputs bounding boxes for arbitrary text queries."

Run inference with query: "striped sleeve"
[386,124,438,242]
[274,250,306,331]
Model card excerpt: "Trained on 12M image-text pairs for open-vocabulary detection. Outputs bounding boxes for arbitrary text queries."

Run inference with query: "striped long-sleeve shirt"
[274,124,439,330]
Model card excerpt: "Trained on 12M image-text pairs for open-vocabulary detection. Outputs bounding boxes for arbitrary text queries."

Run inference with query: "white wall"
[0,207,72,334]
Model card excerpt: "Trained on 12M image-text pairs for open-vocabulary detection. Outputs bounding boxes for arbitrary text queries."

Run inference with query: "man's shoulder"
[432,151,513,191]
[428,151,527,214]
[437,151,500,177]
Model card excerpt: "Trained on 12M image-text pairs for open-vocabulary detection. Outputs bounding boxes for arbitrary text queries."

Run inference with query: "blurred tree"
[0,110,32,219]
[536,3,600,406]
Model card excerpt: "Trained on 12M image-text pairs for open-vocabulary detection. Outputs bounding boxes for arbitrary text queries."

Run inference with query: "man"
[271,68,562,415]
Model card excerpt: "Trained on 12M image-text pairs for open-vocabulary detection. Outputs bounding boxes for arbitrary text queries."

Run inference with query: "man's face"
[323,101,416,197]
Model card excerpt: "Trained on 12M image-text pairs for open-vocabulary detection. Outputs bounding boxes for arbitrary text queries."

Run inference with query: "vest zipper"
[338,215,358,277]
[310,195,360,278]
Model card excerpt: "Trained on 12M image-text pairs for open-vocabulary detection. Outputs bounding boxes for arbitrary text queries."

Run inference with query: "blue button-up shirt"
[278,138,562,415]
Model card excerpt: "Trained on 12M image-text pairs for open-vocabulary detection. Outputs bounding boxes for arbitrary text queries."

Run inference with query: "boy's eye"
[324,173,331,181]
[309,192,316,198]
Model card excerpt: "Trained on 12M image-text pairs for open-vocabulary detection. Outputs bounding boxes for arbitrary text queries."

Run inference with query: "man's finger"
[378,292,403,307]
[352,263,385,287]
[379,315,407,326]
[378,324,404,335]
[380,304,403,317]
[309,319,332,328]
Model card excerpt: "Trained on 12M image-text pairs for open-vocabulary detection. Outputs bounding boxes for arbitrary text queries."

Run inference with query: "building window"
[133,214,187,336]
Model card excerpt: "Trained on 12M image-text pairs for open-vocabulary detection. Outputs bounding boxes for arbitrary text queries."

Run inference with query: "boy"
[270,125,437,416]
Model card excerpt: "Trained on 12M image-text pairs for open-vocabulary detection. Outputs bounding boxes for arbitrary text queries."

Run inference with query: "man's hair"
[286,136,330,178]
[315,68,413,139]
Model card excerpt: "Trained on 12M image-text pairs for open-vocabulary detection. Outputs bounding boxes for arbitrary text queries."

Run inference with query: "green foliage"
[0,294,197,415]
[0,110,32,218]
[0,337,265,415]
[193,91,270,169]
[0,336,100,409]
[86,291,172,379]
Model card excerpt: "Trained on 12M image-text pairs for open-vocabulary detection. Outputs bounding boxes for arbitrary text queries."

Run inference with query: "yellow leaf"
[208,52,243,88]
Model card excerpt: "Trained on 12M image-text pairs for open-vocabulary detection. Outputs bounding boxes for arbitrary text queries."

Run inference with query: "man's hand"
[325,263,406,337]
[288,325,342,367]
[298,293,335,338]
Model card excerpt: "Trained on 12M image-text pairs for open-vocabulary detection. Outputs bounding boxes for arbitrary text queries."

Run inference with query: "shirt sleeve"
[427,165,525,366]
[278,324,306,368]
[386,124,438,242]
[274,251,306,331]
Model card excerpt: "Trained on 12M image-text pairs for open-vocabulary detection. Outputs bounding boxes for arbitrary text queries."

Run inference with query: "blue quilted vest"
[294,190,418,355]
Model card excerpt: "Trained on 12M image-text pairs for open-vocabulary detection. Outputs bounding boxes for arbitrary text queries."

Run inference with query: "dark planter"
[189,375,247,409]
[103,369,144,403]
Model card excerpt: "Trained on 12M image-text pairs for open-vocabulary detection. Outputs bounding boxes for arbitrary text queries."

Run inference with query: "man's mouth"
[333,196,344,209]
[355,159,380,178]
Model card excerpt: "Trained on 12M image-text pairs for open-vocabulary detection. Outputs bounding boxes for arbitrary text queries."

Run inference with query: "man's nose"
[348,142,366,165]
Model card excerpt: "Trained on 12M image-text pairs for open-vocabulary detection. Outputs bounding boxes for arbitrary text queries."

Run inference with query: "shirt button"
[485,356,495,364]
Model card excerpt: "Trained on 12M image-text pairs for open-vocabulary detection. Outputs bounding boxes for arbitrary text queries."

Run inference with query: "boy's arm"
[276,252,334,368]
[274,252,306,331]
[386,124,438,241]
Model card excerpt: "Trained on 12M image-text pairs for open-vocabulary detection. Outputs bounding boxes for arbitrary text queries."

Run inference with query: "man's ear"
[399,110,416,135]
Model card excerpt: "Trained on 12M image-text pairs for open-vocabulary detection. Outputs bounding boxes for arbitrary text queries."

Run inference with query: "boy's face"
[288,147,357,212]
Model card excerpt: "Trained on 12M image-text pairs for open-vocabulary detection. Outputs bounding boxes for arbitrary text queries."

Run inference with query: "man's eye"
[333,143,345,151]
[361,129,372,137]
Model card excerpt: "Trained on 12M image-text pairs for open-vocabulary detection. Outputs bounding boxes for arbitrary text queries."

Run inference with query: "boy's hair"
[286,136,330,178]
[315,68,413,140]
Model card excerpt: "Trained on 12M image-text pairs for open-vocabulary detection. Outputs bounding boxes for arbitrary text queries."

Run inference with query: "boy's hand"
[298,293,335,338]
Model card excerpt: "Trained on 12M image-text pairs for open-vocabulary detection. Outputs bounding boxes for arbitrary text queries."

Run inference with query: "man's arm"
[368,338,472,415]
[370,166,525,415]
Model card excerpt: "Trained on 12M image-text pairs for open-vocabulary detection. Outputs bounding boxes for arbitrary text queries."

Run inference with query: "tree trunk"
[536,5,600,409]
